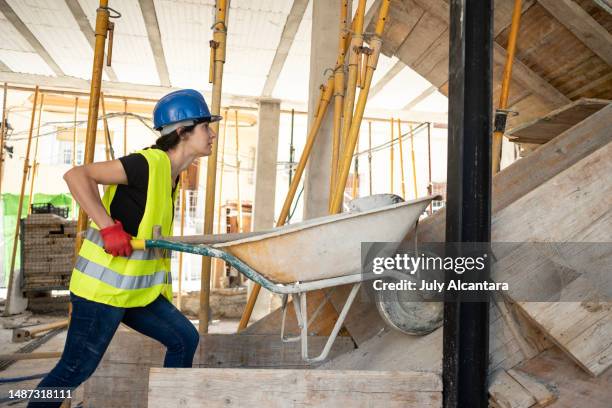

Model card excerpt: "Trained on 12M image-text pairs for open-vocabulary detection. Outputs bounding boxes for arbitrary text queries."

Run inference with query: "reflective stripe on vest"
[74,256,171,290]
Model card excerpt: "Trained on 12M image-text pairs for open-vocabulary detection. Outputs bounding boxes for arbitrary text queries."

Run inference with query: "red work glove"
[99,220,133,257]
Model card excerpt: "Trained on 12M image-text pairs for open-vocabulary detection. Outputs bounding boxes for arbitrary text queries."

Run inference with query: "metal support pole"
[72,96,79,219]
[492,0,522,174]
[238,78,334,331]
[329,0,391,214]
[100,92,114,160]
[4,87,39,316]
[123,99,127,156]
[368,121,372,196]
[330,0,349,195]
[389,118,394,194]
[289,108,295,187]
[444,1,493,407]
[177,170,187,310]
[397,118,406,199]
[234,109,242,233]
[351,132,359,199]
[409,124,418,199]
[75,0,111,258]
[0,82,7,196]
[200,0,230,334]
[427,122,433,214]
[339,0,366,153]
[213,108,229,289]
[27,93,45,214]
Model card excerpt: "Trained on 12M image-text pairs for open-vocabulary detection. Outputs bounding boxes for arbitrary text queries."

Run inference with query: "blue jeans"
[27,292,199,408]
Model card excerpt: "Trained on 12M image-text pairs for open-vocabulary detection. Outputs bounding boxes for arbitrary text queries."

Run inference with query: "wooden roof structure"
[367,0,612,130]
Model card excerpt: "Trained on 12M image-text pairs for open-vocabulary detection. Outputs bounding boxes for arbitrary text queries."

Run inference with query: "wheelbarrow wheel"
[373,273,444,336]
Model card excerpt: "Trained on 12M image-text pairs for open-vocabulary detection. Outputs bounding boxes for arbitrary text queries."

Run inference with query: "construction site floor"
[0,312,239,407]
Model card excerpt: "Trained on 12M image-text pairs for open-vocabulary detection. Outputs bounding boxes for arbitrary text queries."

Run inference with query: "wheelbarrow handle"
[131,239,146,250]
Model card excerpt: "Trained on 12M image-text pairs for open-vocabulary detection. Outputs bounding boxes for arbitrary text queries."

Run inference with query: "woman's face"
[184,122,217,157]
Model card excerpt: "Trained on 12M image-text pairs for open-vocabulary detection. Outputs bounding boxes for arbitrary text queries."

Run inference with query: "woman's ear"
[176,127,186,139]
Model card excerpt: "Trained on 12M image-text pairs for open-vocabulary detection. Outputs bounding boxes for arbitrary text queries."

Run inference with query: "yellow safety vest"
[69,148,179,307]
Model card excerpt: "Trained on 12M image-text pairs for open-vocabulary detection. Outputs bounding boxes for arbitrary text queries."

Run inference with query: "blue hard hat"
[153,89,222,133]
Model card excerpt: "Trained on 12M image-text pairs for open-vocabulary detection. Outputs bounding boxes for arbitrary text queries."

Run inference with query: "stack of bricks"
[21,213,76,292]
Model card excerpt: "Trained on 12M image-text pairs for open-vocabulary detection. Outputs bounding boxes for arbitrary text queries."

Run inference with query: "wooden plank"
[491,142,612,376]
[328,285,386,346]
[413,102,612,244]
[517,347,612,408]
[488,369,537,408]
[198,334,354,369]
[148,368,442,408]
[84,331,354,408]
[539,0,612,67]
[506,369,557,407]
[241,289,341,337]
[507,98,610,144]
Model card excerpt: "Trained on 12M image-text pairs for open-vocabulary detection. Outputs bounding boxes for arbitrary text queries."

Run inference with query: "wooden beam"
[368,60,405,99]
[0,60,11,72]
[84,331,355,408]
[539,0,612,66]
[148,368,443,408]
[0,0,65,76]
[403,85,437,111]
[363,0,382,30]
[64,0,118,82]
[260,0,309,97]
[410,0,569,107]
[138,0,171,87]
[493,42,570,106]
[0,70,263,108]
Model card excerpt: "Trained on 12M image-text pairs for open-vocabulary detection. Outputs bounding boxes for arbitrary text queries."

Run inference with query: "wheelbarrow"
[131,195,441,363]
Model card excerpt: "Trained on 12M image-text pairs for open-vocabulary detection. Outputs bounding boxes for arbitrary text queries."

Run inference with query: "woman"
[28,89,220,408]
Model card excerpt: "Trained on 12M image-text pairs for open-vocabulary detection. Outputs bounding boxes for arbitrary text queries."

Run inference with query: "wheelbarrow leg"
[294,283,362,363]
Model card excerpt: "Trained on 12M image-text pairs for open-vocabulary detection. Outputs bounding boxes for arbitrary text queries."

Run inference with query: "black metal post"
[443,0,493,407]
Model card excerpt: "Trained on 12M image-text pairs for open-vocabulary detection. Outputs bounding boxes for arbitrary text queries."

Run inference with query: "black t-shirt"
[110,150,178,236]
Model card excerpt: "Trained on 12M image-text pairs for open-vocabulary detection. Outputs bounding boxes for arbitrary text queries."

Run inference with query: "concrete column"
[252,98,281,230]
[302,0,341,219]
[249,98,281,319]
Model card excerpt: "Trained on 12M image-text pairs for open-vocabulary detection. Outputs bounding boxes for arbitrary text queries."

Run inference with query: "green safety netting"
[1,193,74,286]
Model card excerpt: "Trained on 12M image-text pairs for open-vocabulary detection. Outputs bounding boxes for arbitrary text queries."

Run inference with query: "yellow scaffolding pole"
[213,108,229,288]
[100,92,114,161]
[330,0,349,196]
[200,0,230,334]
[234,109,242,233]
[72,96,79,219]
[351,132,359,199]
[409,124,418,199]
[368,121,373,196]
[389,117,394,194]
[177,170,187,310]
[237,77,334,331]
[75,0,112,259]
[492,0,523,174]
[397,118,406,199]
[123,99,127,156]
[339,0,366,153]
[329,0,391,214]
[4,87,39,316]
[0,82,7,196]
[27,93,45,214]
